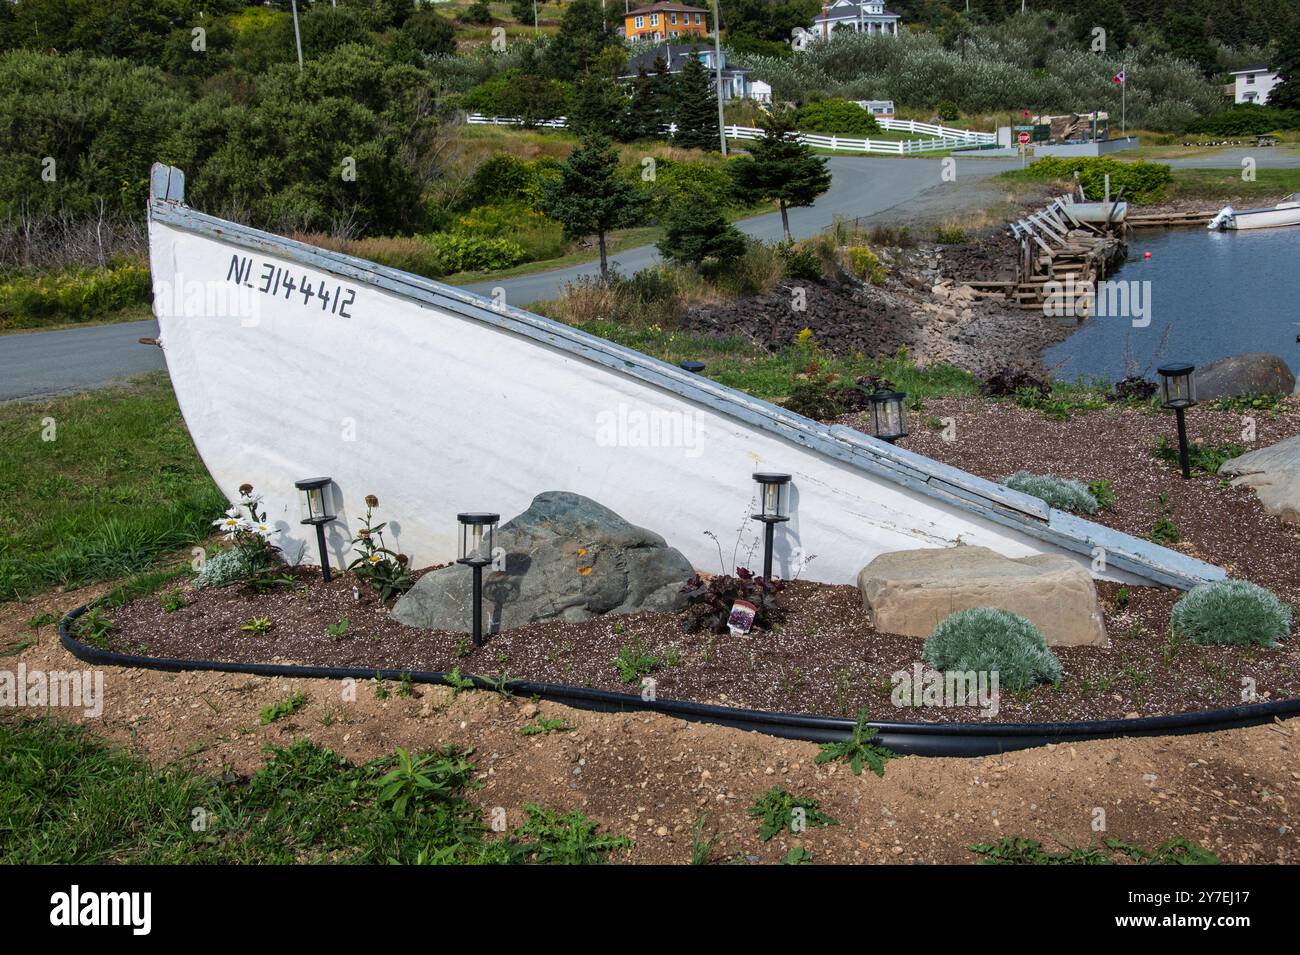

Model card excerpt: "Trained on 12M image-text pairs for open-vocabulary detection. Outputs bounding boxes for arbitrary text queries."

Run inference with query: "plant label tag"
[727,599,757,636]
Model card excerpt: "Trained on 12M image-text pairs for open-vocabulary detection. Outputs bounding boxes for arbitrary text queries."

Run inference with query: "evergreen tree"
[541,135,646,280]
[624,65,663,140]
[657,202,748,266]
[1269,31,1300,110]
[511,0,537,26]
[673,52,720,151]
[545,0,617,80]
[728,109,831,242]
[569,74,629,140]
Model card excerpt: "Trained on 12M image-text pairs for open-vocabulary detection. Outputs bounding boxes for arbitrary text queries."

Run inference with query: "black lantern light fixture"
[1157,363,1197,479]
[869,389,909,444]
[679,360,707,374]
[751,473,791,580]
[295,477,335,581]
[456,512,499,647]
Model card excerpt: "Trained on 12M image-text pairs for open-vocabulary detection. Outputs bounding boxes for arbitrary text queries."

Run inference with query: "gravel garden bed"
[80,397,1300,727]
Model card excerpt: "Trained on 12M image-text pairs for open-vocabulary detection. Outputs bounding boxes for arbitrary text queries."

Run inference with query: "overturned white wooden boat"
[146,164,1224,590]
[1207,194,1300,230]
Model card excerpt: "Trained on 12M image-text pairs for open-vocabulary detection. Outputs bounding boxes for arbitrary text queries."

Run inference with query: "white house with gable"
[1229,67,1279,105]
[812,0,901,38]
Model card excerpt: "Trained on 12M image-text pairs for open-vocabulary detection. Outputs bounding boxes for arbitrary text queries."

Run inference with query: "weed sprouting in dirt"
[814,708,896,777]
[747,787,839,842]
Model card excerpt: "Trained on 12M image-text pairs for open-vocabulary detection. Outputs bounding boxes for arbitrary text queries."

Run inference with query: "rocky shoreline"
[682,237,1077,378]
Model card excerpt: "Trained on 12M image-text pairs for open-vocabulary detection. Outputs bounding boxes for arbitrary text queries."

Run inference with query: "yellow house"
[625,2,710,43]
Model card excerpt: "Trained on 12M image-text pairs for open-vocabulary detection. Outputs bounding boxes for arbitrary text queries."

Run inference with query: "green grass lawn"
[1165,167,1300,202]
[0,716,629,864]
[0,373,224,602]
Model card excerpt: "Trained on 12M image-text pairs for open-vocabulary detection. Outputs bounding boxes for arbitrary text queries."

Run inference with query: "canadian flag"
[1113,69,1126,84]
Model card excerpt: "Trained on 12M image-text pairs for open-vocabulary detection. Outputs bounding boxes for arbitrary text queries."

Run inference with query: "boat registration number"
[226,254,357,318]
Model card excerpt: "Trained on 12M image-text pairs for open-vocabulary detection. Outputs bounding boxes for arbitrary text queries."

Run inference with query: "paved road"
[0,319,164,403]
[3,147,1296,403]
[464,154,1022,303]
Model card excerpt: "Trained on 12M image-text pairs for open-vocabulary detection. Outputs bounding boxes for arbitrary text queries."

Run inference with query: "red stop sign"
[1018,132,1031,144]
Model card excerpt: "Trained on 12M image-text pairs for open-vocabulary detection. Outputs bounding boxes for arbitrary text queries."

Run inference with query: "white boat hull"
[145,164,1223,591]
[1208,199,1300,231]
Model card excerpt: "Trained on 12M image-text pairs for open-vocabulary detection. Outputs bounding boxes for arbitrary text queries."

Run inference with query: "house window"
[670,12,677,23]
[696,13,703,23]
[635,15,644,28]
[669,30,679,37]
[650,13,659,25]
[1246,74,1256,84]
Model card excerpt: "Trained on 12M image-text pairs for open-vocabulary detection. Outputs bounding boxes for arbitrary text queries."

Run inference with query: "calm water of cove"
[1043,226,1300,385]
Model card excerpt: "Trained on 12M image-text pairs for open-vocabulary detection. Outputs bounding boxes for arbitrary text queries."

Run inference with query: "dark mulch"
[95,396,1300,726]
[938,232,1021,284]
[682,280,912,355]
[99,566,1300,725]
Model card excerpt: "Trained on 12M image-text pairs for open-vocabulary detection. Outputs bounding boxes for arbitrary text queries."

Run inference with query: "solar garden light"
[679,361,706,373]
[456,512,499,647]
[869,389,909,444]
[751,473,791,580]
[295,477,335,582]
[1157,363,1197,479]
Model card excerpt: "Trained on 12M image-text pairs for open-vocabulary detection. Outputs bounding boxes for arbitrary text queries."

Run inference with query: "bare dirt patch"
[4,587,1297,865]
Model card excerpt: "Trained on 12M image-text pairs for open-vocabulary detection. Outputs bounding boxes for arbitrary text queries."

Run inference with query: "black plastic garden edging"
[59,604,1300,757]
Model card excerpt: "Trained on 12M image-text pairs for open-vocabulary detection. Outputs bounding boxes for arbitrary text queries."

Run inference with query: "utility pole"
[291,0,304,71]
[713,0,727,155]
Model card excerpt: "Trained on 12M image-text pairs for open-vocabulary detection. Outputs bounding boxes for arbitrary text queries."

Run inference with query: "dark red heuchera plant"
[680,567,786,635]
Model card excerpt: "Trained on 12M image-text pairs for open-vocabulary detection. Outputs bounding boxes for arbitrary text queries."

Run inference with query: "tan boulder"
[858,545,1108,647]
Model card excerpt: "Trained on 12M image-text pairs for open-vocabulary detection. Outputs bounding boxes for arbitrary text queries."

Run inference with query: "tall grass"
[0,264,151,331]
[0,373,224,601]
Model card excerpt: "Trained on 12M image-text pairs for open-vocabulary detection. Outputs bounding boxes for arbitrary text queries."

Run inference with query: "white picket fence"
[466,113,996,155]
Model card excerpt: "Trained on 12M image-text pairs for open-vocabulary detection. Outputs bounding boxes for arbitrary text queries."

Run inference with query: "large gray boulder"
[1220,436,1300,524]
[858,545,1108,647]
[1194,352,1295,401]
[392,491,693,634]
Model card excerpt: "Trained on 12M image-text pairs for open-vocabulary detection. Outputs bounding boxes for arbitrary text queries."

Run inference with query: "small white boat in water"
[1207,194,1300,230]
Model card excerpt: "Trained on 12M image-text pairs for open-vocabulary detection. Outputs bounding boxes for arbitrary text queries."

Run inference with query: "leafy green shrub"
[779,243,824,281]
[0,50,185,218]
[784,374,848,420]
[1003,471,1099,514]
[0,265,151,330]
[1170,580,1291,648]
[845,246,886,284]
[1185,105,1300,136]
[425,233,527,273]
[646,159,737,218]
[1017,157,1173,204]
[933,225,968,244]
[168,45,441,235]
[796,98,880,136]
[467,155,553,206]
[923,608,1062,692]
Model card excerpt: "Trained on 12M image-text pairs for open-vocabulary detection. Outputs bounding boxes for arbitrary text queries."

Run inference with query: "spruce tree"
[626,65,662,140]
[541,135,645,280]
[673,52,720,151]
[1269,32,1300,110]
[729,108,831,242]
[657,202,748,266]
